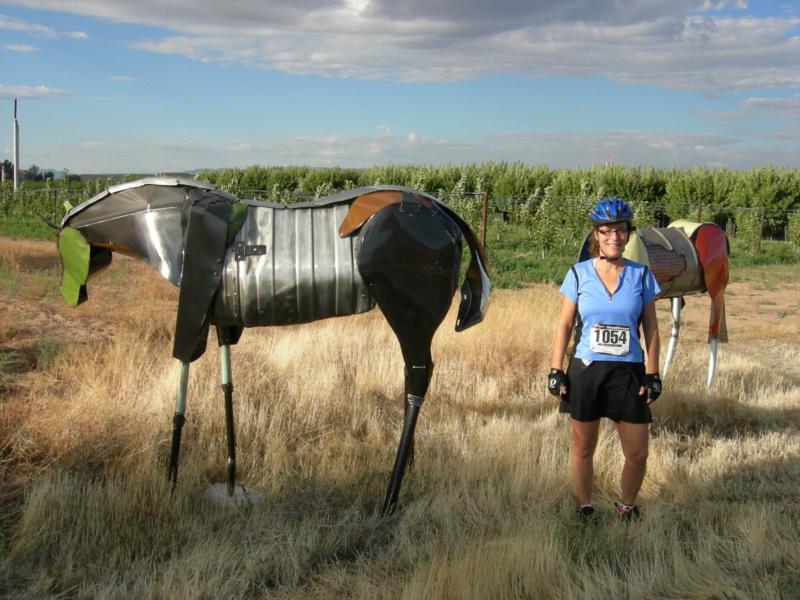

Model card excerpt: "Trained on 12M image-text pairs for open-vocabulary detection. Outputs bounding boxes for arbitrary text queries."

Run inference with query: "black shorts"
[559,357,652,424]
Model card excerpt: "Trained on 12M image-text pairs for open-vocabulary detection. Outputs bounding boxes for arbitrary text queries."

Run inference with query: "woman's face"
[594,223,629,259]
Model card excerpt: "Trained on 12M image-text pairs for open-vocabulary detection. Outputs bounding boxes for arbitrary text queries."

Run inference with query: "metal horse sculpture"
[57,178,490,514]
[580,220,729,388]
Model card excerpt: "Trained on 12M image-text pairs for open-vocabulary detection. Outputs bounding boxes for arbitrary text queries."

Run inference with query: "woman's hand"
[641,373,662,405]
[548,368,569,399]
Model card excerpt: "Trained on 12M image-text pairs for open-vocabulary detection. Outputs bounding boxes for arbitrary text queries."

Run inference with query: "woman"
[548,197,662,521]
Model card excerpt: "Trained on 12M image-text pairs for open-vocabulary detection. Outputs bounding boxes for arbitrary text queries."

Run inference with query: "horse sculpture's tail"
[431,202,491,332]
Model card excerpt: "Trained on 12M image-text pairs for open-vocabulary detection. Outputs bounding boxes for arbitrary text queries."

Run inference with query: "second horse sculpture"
[57,178,490,515]
[626,221,729,389]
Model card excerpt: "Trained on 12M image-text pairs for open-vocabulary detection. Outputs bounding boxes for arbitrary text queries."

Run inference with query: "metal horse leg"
[219,340,236,496]
[168,361,190,492]
[662,297,682,378]
[707,337,718,390]
[403,400,416,469]
[355,198,461,516]
[705,293,725,390]
[382,360,433,516]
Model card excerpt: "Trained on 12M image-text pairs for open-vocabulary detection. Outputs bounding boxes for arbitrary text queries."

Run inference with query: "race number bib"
[589,324,630,356]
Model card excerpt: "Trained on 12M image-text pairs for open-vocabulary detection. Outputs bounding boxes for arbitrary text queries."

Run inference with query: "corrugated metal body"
[216,203,374,327]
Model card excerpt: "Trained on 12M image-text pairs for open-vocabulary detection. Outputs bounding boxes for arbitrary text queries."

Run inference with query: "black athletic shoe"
[614,501,640,522]
[577,505,596,521]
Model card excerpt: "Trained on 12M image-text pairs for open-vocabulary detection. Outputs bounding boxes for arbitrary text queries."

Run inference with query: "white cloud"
[131,37,208,61]
[484,129,800,169]
[20,127,797,174]
[0,84,71,98]
[705,95,800,120]
[702,1,747,8]
[4,2,798,92]
[377,124,391,136]
[0,14,58,37]
[742,96,800,118]
[649,140,676,149]
[111,75,138,81]
[5,44,37,52]
[0,14,87,39]
[344,0,369,15]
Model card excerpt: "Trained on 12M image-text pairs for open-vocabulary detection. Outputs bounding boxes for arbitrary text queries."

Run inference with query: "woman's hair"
[587,221,632,258]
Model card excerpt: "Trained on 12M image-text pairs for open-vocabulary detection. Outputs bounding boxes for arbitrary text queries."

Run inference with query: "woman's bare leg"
[616,421,649,505]
[570,419,601,505]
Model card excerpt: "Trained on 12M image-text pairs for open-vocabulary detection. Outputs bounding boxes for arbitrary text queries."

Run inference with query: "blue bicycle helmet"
[589,196,633,226]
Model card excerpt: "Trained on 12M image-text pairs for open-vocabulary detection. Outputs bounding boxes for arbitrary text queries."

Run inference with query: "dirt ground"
[0,236,178,388]
[1,236,798,386]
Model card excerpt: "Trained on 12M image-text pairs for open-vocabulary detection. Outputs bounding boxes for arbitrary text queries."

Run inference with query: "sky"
[0,0,799,174]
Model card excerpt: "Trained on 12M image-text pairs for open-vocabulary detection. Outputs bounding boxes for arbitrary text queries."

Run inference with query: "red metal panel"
[694,224,729,341]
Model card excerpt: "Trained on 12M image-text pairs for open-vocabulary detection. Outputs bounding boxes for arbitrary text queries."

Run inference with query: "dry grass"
[1,237,799,599]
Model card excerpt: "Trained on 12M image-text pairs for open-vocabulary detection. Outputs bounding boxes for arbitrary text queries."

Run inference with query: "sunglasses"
[597,227,629,237]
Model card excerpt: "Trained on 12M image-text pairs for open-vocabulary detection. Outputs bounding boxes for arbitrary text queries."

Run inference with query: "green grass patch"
[729,239,800,267]
[484,223,578,287]
[0,264,19,294]
[0,350,20,382]
[0,216,58,241]
[35,339,63,367]
[0,261,61,299]
[26,268,61,299]
[733,262,800,287]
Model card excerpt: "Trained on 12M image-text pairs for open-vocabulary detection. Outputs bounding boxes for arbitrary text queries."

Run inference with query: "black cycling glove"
[548,368,568,398]
[643,373,662,402]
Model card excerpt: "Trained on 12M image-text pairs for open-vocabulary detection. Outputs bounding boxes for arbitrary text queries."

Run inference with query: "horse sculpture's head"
[57,177,239,305]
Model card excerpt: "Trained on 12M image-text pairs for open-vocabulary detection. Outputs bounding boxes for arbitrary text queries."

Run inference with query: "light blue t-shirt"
[559,259,660,363]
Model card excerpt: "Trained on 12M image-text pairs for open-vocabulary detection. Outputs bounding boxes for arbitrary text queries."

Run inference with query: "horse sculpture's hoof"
[205,483,265,507]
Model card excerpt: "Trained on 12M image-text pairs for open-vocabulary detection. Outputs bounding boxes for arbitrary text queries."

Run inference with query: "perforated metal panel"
[646,244,687,283]
[636,227,705,299]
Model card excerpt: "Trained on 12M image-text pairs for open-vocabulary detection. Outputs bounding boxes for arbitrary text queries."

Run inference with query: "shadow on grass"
[702,455,800,503]
[651,388,800,440]
[450,397,556,422]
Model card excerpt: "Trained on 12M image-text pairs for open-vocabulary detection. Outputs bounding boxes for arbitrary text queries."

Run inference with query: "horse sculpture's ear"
[58,227,111,306]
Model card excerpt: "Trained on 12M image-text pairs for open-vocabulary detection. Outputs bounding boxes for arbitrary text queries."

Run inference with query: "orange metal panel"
[338,191,405,237]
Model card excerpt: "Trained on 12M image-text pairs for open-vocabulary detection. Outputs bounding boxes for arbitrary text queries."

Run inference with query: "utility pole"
[13,98,19,191]
[480,191,489,248]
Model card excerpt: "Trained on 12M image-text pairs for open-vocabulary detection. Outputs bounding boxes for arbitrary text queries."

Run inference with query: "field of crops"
[2,164,799,292]
[2,163,800,245]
